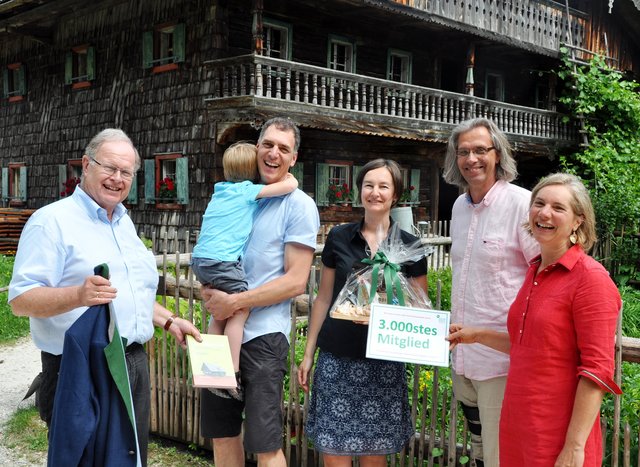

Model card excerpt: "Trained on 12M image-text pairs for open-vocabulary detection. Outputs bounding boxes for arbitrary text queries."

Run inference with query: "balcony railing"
[205,54,576,143]
[386,0,587,52]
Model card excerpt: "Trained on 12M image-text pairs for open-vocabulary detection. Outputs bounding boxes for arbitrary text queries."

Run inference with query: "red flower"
[61,177,81,197]
[157,176,177,199]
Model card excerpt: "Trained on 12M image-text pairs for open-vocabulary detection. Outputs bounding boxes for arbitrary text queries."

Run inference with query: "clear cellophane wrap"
[329,224,433,321]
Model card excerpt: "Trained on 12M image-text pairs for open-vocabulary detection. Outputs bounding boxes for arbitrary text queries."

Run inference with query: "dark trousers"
[40,343,150,467]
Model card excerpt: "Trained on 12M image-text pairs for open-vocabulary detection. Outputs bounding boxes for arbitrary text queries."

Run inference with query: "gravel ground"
[0,336,46,466]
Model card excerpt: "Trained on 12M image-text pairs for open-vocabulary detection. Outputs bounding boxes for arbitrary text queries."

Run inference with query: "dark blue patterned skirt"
[305,350,413,456]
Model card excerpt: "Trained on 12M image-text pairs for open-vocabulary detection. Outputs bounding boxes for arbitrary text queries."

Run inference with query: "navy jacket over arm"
[47,304,139,467]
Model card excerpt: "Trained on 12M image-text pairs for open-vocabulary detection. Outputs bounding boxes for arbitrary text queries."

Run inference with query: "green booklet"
[186,334,236,388]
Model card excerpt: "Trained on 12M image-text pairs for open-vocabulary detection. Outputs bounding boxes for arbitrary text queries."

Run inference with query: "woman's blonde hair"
[527,173,597,252]
[222,142,259,182]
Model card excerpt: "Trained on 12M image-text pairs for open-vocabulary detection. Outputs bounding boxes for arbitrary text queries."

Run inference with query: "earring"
[569,230,577,245]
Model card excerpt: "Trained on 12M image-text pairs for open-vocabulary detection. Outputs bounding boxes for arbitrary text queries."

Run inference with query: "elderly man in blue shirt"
[9,128,201,466]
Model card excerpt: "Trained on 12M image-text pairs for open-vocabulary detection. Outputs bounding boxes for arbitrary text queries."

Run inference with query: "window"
[144,154,189,206]
[484,71,505,101]
[263,19,292,60]
[327,35,355,73]
[1,164,27,204]
[58,160,83,198]
[65,45,95,89]
[142,23,185,73]
[387,49,412,84]
[535,82,549,110]
[316,162,355,206]
[2,63,26,102]
[399,168,420,205]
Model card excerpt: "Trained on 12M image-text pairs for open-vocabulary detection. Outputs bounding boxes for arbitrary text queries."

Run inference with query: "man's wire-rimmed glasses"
[89,157,135,180]
[455,146,496,158]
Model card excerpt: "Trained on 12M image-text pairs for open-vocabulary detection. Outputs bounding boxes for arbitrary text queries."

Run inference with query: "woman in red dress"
[448,173,621,466]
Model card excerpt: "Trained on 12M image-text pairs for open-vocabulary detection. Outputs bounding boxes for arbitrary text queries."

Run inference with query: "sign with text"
[366,304,450,367]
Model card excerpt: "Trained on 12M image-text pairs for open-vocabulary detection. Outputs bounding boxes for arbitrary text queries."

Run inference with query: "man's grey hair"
[258,117,301,153]
[443,118,518,189]
[84,128,141,171]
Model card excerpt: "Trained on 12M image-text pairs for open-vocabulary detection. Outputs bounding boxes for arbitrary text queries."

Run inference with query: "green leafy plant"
[156,176,177,200]
[428,266,452,311]
[0,256,31,344]
[556,48,640,284]
[326,183,352,204]
[399,185,415,204]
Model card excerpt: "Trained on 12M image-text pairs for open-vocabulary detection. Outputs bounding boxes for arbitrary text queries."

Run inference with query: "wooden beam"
[622,336,640,363]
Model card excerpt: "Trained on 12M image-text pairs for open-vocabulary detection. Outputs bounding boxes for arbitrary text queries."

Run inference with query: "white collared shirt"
[450,180,540,380]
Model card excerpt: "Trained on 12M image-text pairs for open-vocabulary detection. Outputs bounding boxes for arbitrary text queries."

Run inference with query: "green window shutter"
[18,166,27,201]
[173,23,185,63]
[2,69,7,98]
[58,164,67,198]
[65,52,73,84]
[316,163,329,206]
[142,31,154,68]
[87,47,95,81]
[144,159,156,203]
[127,172,138,205]
[290,162,303,187]
[410,168,420,203]
[176,157,189,205]
[1,168,7,199]
[17,66,26,95]
[352,165,363,207]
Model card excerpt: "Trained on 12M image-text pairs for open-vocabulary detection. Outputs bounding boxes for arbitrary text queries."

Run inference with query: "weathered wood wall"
[0,0,229,251]
[2,0,638,251]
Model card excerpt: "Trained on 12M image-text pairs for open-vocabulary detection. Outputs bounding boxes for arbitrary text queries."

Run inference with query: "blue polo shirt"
[241,188,319,343]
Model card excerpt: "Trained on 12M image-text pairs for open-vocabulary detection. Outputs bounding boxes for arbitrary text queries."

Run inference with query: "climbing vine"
[557,48,640,235]
[556,49,640,283]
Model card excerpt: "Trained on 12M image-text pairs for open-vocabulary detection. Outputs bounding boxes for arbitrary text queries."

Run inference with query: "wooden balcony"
[383,0,588,54]
[205,54,577,150]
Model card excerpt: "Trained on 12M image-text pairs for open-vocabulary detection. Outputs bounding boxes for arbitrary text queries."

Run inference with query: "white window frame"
[263,19,292,60]
[316,162,354,206]
[387,49,412,84]
[327,35,355,73]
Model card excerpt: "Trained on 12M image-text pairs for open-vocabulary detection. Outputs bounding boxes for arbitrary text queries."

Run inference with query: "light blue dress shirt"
[241,189,319,344]
[9,186,158,355]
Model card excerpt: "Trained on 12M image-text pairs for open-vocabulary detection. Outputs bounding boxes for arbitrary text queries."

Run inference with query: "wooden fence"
[148,231,640,466]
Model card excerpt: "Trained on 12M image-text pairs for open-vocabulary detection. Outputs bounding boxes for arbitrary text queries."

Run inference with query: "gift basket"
[329,224,433,322]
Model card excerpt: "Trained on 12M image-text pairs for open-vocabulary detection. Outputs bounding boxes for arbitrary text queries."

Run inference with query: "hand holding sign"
[366,304,450,367]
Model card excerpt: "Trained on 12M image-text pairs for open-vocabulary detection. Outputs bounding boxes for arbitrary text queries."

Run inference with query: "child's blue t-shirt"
[192,180,264,261]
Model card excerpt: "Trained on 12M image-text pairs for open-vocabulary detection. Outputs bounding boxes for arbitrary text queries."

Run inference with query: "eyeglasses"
[455,146,496,158]
[89,157,135,180]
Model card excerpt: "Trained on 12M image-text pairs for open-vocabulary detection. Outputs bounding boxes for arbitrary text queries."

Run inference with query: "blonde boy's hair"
[223,142,259,182]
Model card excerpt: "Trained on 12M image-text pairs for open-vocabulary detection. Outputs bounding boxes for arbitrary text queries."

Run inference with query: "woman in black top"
[298,159,428,466]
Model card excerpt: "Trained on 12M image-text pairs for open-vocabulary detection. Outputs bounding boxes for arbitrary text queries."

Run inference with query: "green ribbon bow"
[361,251,405,307]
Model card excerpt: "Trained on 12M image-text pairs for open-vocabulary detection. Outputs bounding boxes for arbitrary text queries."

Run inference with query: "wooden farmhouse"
[1,0,640,250]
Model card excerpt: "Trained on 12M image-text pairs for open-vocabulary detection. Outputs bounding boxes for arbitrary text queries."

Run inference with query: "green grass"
[3,406,212,466]
[0,256,31,344]
[3,406,48,464]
